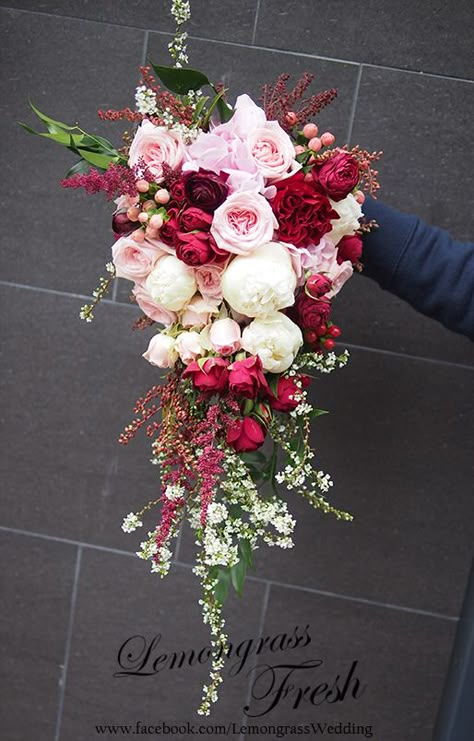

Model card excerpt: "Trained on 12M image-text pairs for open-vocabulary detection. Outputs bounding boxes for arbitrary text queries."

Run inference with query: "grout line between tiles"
[239,580,271,738]
[54,545,82,741]
[141,29,150,66]
[250,0,261,46]
[340,342,474,371]
[346,64,363,145]
[1,6,473,83]
[0,279,138,310]
[0,526,460,622]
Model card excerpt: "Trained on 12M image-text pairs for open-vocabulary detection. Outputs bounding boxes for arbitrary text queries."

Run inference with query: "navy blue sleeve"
[360,196,474,340]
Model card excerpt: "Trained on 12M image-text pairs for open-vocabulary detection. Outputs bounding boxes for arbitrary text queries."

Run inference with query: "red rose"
[227,416,266,452]
[159,207,180,246]
[228,355,271,400]
[336,233,363,264]
[175,231,214,266]
[170,178,187,203]
[183,357,229,393]
[180,207,213,232]
[270,172,338,248]
[306,273,333,298]
[291,293,332,331]
[184,170,229,212]
[313,151,360,202]
[270,374,310,412]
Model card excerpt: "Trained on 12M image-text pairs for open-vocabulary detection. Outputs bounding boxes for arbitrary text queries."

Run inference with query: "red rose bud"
[270,374,309,413]
[226,416,266,452]
[112,210,137,236]
[292,292,332,331]
[254,401,273,427]
[169,178,187,203]
[182,357,229,393]
[306,273,333,298]
[228,355,271,400]
[184,170,229,212]
[336,234,363,264]
[180,207,213,232]
[313,151,360,202]
[159,207,180,246]
[175,231,214,266]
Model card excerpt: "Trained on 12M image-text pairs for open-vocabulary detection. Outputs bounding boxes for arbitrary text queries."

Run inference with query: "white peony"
[329,193,362,245]
[242,312,303,373]
[221,241,297,318]
[145,255,196,311]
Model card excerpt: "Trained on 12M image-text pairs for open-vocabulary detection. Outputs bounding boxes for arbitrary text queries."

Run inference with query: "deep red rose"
[336,233,363,264]
[175,231,214,266]
[270,172,338,248]
[182,357,229,393]
[208,233,230,264]
[184,170,229,212]
[313,151,360,202]
[270,374,310,412]
[170,178,187,203]
[228,355,271,400]
[226,416,266,452]
[180,207,213,232]
[159,206,180,246]
[291,292,332,331]
[306,273,333,298]
[112,210,137,236]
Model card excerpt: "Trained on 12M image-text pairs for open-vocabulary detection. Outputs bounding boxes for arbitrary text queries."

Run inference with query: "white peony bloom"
[329,193,362,245]
[242,312,303,372]
[221,241,297,318]
[145,255,196,311]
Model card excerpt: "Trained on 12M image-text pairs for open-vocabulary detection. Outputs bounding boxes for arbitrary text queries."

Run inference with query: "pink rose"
[228,355,270,399]
[142,333,178,368]
[183,357,229,393]
[132,284,177,327]
[112,235,165,282]
[175,331,203,364]
[247,121,300,181]
[226,416,266,452]
[211,192,277,255]
[194,261,227,300]
[181,295,220,328]
[209,318,241,356]
[128,120,185,183]
[289,237,353,298]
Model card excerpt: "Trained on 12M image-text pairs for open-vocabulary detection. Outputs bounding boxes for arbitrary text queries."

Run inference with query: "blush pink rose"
[292,236,353,297]
[142,333,177,368]
[209,318,241,356]
[112,235,165,282]
[194,261,227,300]
[133,284,177,327]
[128,120,185,183]
[175,330,203,365]
[211,192,277,255]
[247,121,300,181]
[181,295,220,328]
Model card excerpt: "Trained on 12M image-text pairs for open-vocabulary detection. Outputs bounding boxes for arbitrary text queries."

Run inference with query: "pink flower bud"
[303,123,318,139]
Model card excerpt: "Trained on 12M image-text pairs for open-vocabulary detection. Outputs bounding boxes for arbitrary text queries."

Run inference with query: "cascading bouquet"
[21,0,381,715]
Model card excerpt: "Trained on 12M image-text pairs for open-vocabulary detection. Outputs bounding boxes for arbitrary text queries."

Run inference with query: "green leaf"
[214,568,230,605]
[76,149,118,169]
[65,159,91,178]
[18,123,85,147]
[28,101,78,131]
[151,64,211,95]
[240,451,267,467]
[230,558,247,597]
[238,539,253,569]
[310,408,329,419]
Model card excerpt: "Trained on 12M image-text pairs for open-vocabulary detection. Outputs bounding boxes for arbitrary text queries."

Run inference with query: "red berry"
[328,325,342,338]
[322,338,336,350]
[304,329,318,344]
[317,323,327,336]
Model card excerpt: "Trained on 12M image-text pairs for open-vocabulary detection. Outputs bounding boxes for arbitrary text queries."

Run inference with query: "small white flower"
[122,512,143,533]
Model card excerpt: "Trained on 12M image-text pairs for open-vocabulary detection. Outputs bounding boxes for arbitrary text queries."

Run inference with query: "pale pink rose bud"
[175,331,203,364]
[143,334,178,368]
[209,318,242,356]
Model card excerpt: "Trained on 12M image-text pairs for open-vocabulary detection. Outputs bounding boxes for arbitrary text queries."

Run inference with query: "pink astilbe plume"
[60,163,138,200]
[261,73,337,131]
